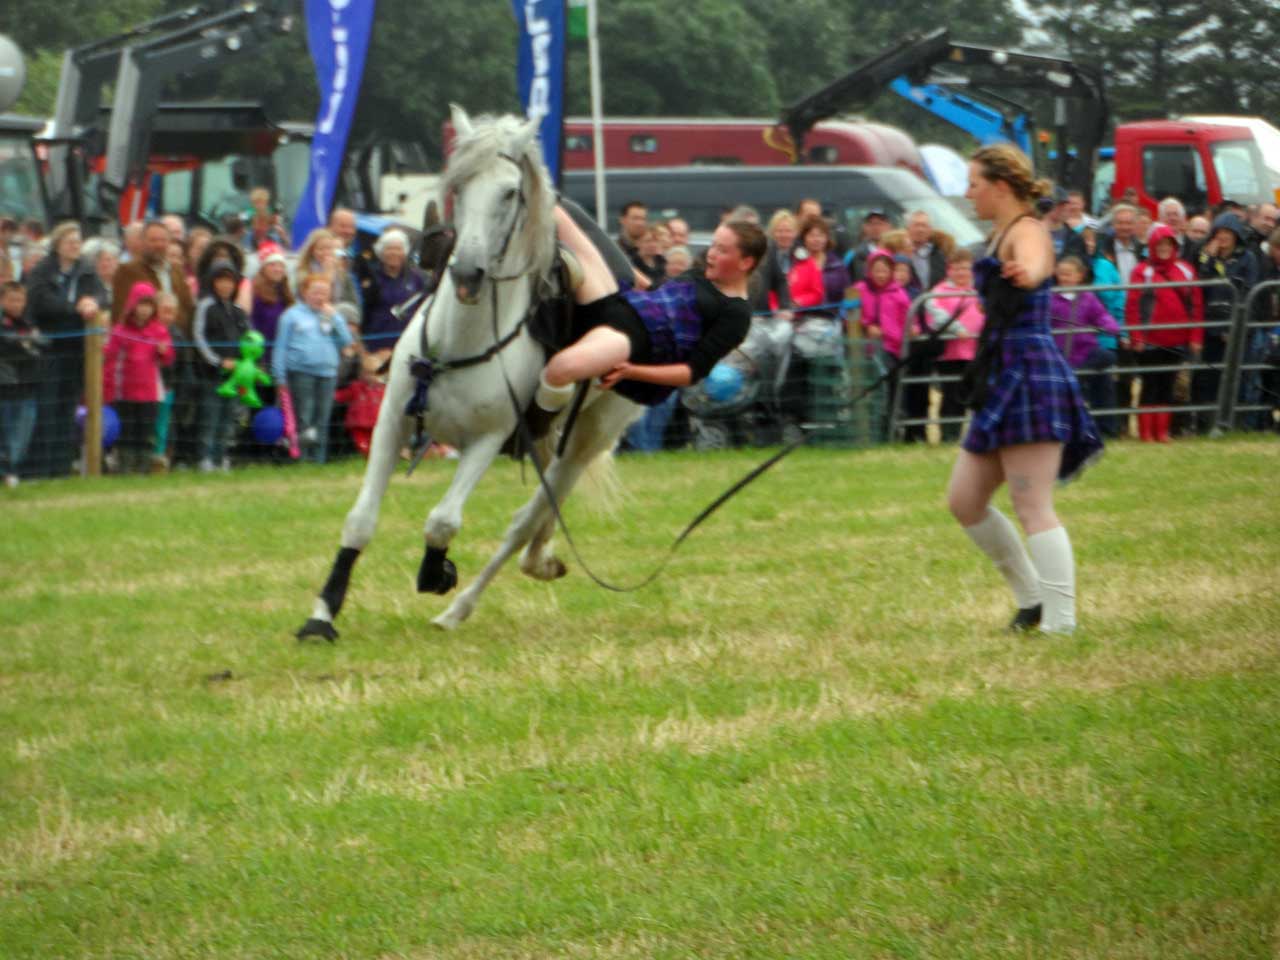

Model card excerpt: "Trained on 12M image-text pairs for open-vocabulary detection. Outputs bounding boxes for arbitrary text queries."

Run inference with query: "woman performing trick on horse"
[535,209,767,413]
[948,145,1103,635]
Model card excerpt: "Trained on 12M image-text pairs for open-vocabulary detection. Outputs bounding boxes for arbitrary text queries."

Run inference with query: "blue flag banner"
[292,0,378,248]
[510,0,566,185]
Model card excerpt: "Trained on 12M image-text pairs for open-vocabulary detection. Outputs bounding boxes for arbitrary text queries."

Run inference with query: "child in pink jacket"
[924,249,985,442]
[104,282,174,473]
[854,248,914,440]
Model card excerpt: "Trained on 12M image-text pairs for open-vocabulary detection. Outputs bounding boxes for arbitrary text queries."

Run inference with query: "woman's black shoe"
[1008,604,1042,632]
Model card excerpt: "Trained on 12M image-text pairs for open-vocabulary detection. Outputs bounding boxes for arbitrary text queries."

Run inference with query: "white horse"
[297,106,641,638]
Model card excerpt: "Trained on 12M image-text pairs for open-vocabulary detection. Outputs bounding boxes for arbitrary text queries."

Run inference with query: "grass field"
[2,437,1279,959]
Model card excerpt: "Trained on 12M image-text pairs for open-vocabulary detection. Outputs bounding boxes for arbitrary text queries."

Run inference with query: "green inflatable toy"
[217,330,272,409]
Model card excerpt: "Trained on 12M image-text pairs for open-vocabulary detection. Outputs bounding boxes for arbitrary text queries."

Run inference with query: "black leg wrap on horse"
[296,618,339,642]
[321,547,362,617]
[418,545,458,594]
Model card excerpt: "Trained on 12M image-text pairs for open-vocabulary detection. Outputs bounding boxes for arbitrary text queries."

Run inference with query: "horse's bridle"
[485,152,533,283]
[402,151,541,472]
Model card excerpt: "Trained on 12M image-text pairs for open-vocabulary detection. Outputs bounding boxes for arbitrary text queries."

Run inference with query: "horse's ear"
[511,116,539,159]
[450,104,474,139]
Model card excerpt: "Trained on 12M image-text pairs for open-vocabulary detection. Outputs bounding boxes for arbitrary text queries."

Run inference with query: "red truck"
[559,116,927,180]
[1104,119,1276,215]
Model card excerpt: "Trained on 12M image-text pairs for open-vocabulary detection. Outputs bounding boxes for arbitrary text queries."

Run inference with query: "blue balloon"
[101,405,120,448]
[252,406,285,444]
[704,363,744,403]
[75,404,120,448]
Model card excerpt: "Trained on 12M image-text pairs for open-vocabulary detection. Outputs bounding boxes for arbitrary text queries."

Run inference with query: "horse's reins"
[422,150,952,592]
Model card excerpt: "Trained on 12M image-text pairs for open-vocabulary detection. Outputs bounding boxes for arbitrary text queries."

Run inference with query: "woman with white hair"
[360,228,425,351]
[82,237,121,311]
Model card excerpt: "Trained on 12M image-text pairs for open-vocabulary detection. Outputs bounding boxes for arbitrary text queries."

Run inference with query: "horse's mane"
[442,113,557,282]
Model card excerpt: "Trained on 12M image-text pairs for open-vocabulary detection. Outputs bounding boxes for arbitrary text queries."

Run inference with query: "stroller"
[682,314,845,449]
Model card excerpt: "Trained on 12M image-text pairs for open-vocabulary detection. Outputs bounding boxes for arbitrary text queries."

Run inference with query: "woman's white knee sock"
[535,371,575,412]
[1027,526,1076,634]
[964,506,1043,609]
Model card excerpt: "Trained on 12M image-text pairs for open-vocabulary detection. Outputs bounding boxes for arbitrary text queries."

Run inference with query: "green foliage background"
[8,1,1280,165]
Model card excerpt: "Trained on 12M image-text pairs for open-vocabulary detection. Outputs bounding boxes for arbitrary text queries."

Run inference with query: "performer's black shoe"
[1008,604,1042,633]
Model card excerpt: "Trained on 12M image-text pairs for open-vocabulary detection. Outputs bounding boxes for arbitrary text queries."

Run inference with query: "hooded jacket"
[1125,223,1203,349]
[1196,212,1259,324]
[854,249,913,355]
[193,259,250,376]
[103,282,175,404]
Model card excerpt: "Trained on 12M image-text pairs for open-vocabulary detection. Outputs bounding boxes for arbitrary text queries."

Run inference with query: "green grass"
[2,437,1279,959]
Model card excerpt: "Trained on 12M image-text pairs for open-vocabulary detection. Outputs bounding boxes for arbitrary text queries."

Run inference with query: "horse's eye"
[503,188,518,203]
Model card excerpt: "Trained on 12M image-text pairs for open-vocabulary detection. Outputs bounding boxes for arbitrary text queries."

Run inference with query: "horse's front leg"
[297,380,412,642]
[417,432,506,594]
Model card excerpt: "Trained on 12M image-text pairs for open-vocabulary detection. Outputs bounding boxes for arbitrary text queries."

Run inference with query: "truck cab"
[0,114,50,230]
[1109,120,1272,215]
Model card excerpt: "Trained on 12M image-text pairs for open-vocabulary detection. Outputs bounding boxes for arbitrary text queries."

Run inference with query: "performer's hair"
[971,144,1052,204]
[723,220,767,273]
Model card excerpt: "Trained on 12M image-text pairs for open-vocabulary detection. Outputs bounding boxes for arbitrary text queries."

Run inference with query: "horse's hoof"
[522,555,568,581]
[297,618,339,643]
[417,556,458,595]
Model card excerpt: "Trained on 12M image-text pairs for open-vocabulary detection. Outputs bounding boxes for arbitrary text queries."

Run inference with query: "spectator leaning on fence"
[26,222,106,478]
[1125,223,1203,443]
[1194,212,1259,433]
[0,280,44,488]
[103,282,174,475]
[273,272,355,465]
[193,258,250,472]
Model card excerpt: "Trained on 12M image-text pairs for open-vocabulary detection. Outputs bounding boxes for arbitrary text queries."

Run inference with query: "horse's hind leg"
[519,514,566,581]
[434,455,576,630]
[296,395,408,642]
[438,394,639,629]
[518,437,566,581]
[416,432,505,595]
[520,393,639,584]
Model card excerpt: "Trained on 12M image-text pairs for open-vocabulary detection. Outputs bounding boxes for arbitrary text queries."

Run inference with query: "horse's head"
[443,105,555,306]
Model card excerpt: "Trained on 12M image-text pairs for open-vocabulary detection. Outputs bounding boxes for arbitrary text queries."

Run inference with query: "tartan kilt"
[962,329,1104,482]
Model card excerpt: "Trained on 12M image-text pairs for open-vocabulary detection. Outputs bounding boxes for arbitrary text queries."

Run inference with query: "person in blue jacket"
[273,272,355,463]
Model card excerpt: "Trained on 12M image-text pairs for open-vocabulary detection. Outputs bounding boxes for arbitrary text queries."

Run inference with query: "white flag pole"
[587,0,607,224]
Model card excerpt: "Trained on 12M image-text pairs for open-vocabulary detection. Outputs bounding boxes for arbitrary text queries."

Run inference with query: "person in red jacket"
[103,282,175,472]
[1124,223,1203,442]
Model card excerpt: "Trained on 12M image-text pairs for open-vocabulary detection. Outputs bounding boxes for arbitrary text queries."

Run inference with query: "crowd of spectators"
[2,181,1279,485]
[0,191,435,486]
[607,188,1280,451]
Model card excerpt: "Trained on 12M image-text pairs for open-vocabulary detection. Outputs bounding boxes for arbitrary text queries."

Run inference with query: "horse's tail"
[579,447,625,518]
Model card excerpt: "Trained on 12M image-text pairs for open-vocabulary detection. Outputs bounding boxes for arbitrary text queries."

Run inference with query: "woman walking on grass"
[947,145,1103,635]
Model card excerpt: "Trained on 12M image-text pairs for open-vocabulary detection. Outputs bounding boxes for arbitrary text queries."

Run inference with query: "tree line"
[9,0,1279,168]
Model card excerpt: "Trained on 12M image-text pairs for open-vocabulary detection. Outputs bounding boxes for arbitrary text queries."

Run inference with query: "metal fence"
[5,280,1277,481]
[885,277,1277,442]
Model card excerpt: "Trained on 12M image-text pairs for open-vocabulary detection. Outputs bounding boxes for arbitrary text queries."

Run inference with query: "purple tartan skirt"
[962,329,1104,482]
